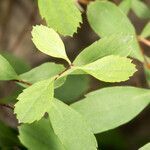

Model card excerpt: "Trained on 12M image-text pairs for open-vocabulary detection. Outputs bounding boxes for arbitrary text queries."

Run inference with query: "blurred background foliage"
[0,0,149,149]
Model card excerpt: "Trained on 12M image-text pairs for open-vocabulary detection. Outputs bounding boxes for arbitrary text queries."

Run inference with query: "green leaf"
[19,62,65,86]
[14,79,54,123]
[87,1,143,62]
[38,0,82,36]
[0,54,18,81]
[132,0,150,19]
[55,75,90,104]
[32,25,71,64]
[19,118,65,150]
[139,143,150,150]
[54,76,67,89]
[141,22,150,38]
[119,0,132,14]
[71,86,150,134]
[80,55,136,83]
[1,52,30,74]
[48,99,98,150]
[74,34,133,66]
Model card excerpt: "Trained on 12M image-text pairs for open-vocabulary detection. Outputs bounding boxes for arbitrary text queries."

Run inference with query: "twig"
[12,79,32,86]
[78,0,93,5]
[138,43,150,69]
[0,103,14,110]
[138,36,150,47]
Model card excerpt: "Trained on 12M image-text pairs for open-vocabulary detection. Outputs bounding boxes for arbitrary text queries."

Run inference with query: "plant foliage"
[0,0,150,149]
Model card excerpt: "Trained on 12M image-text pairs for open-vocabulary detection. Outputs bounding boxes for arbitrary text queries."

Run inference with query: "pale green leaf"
[48,99,98,150]
[54,76,67,89]
[19,62,65,85]
[0,54,18,81]
[55,75,90,104]
[139,143,150,150]
[132,0,150,19]
[87,1,143,62]
[72,86,150,134]
[19,118,65,150]
[14,79,54,123]
[32,25,71,64]
[119,0,132,14]
[74,34,133,66]
[80,55,136,82]
[38,0,82,36]
[141,22,150,38]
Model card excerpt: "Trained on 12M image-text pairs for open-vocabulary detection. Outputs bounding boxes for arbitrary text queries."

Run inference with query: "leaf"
[38,0,82,36]
[55,75,90,104]
[19,62,65,85]
[14,79,54,123]
[141,22,150,38]
[87,1,143,62]
[119,0,132,14]
[32,25,71,64]
[1,52,30,74]
[132,0,150,19]
[48,99,98,150]
[139,143,150,150]
[19,118,65,150]
[71,86,150,134]
[0,54,18,81]
[80,55,136,83]
[54,76,67,89]
[74,34,133,66]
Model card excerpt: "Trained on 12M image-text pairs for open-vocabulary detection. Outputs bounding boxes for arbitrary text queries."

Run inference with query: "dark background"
[0,0,150,149]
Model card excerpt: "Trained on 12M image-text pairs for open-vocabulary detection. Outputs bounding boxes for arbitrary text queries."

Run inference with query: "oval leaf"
[141,22,150,38]
[0,54,18,81]
[139,143,150,150]
[38,0,82,36]
[48,99,97,150]
[55,75,90,104]
[74,34,133,66]
[87,1,143,62]
[32,25,71,64]
[19,62,65,86]
[119,0,132,14]
[72,86,150,134]
[19,118,65,150]
[132,0,150,19]
[80,55,136,83]
[15,79,54,123]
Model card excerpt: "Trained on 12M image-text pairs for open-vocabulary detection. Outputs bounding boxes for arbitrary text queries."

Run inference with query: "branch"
[12,79,32,86]
[0,103,14,110]
[138,40,150,69]
[54,66,71,81]
[138,36,150,47]
[78,0,93,5]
